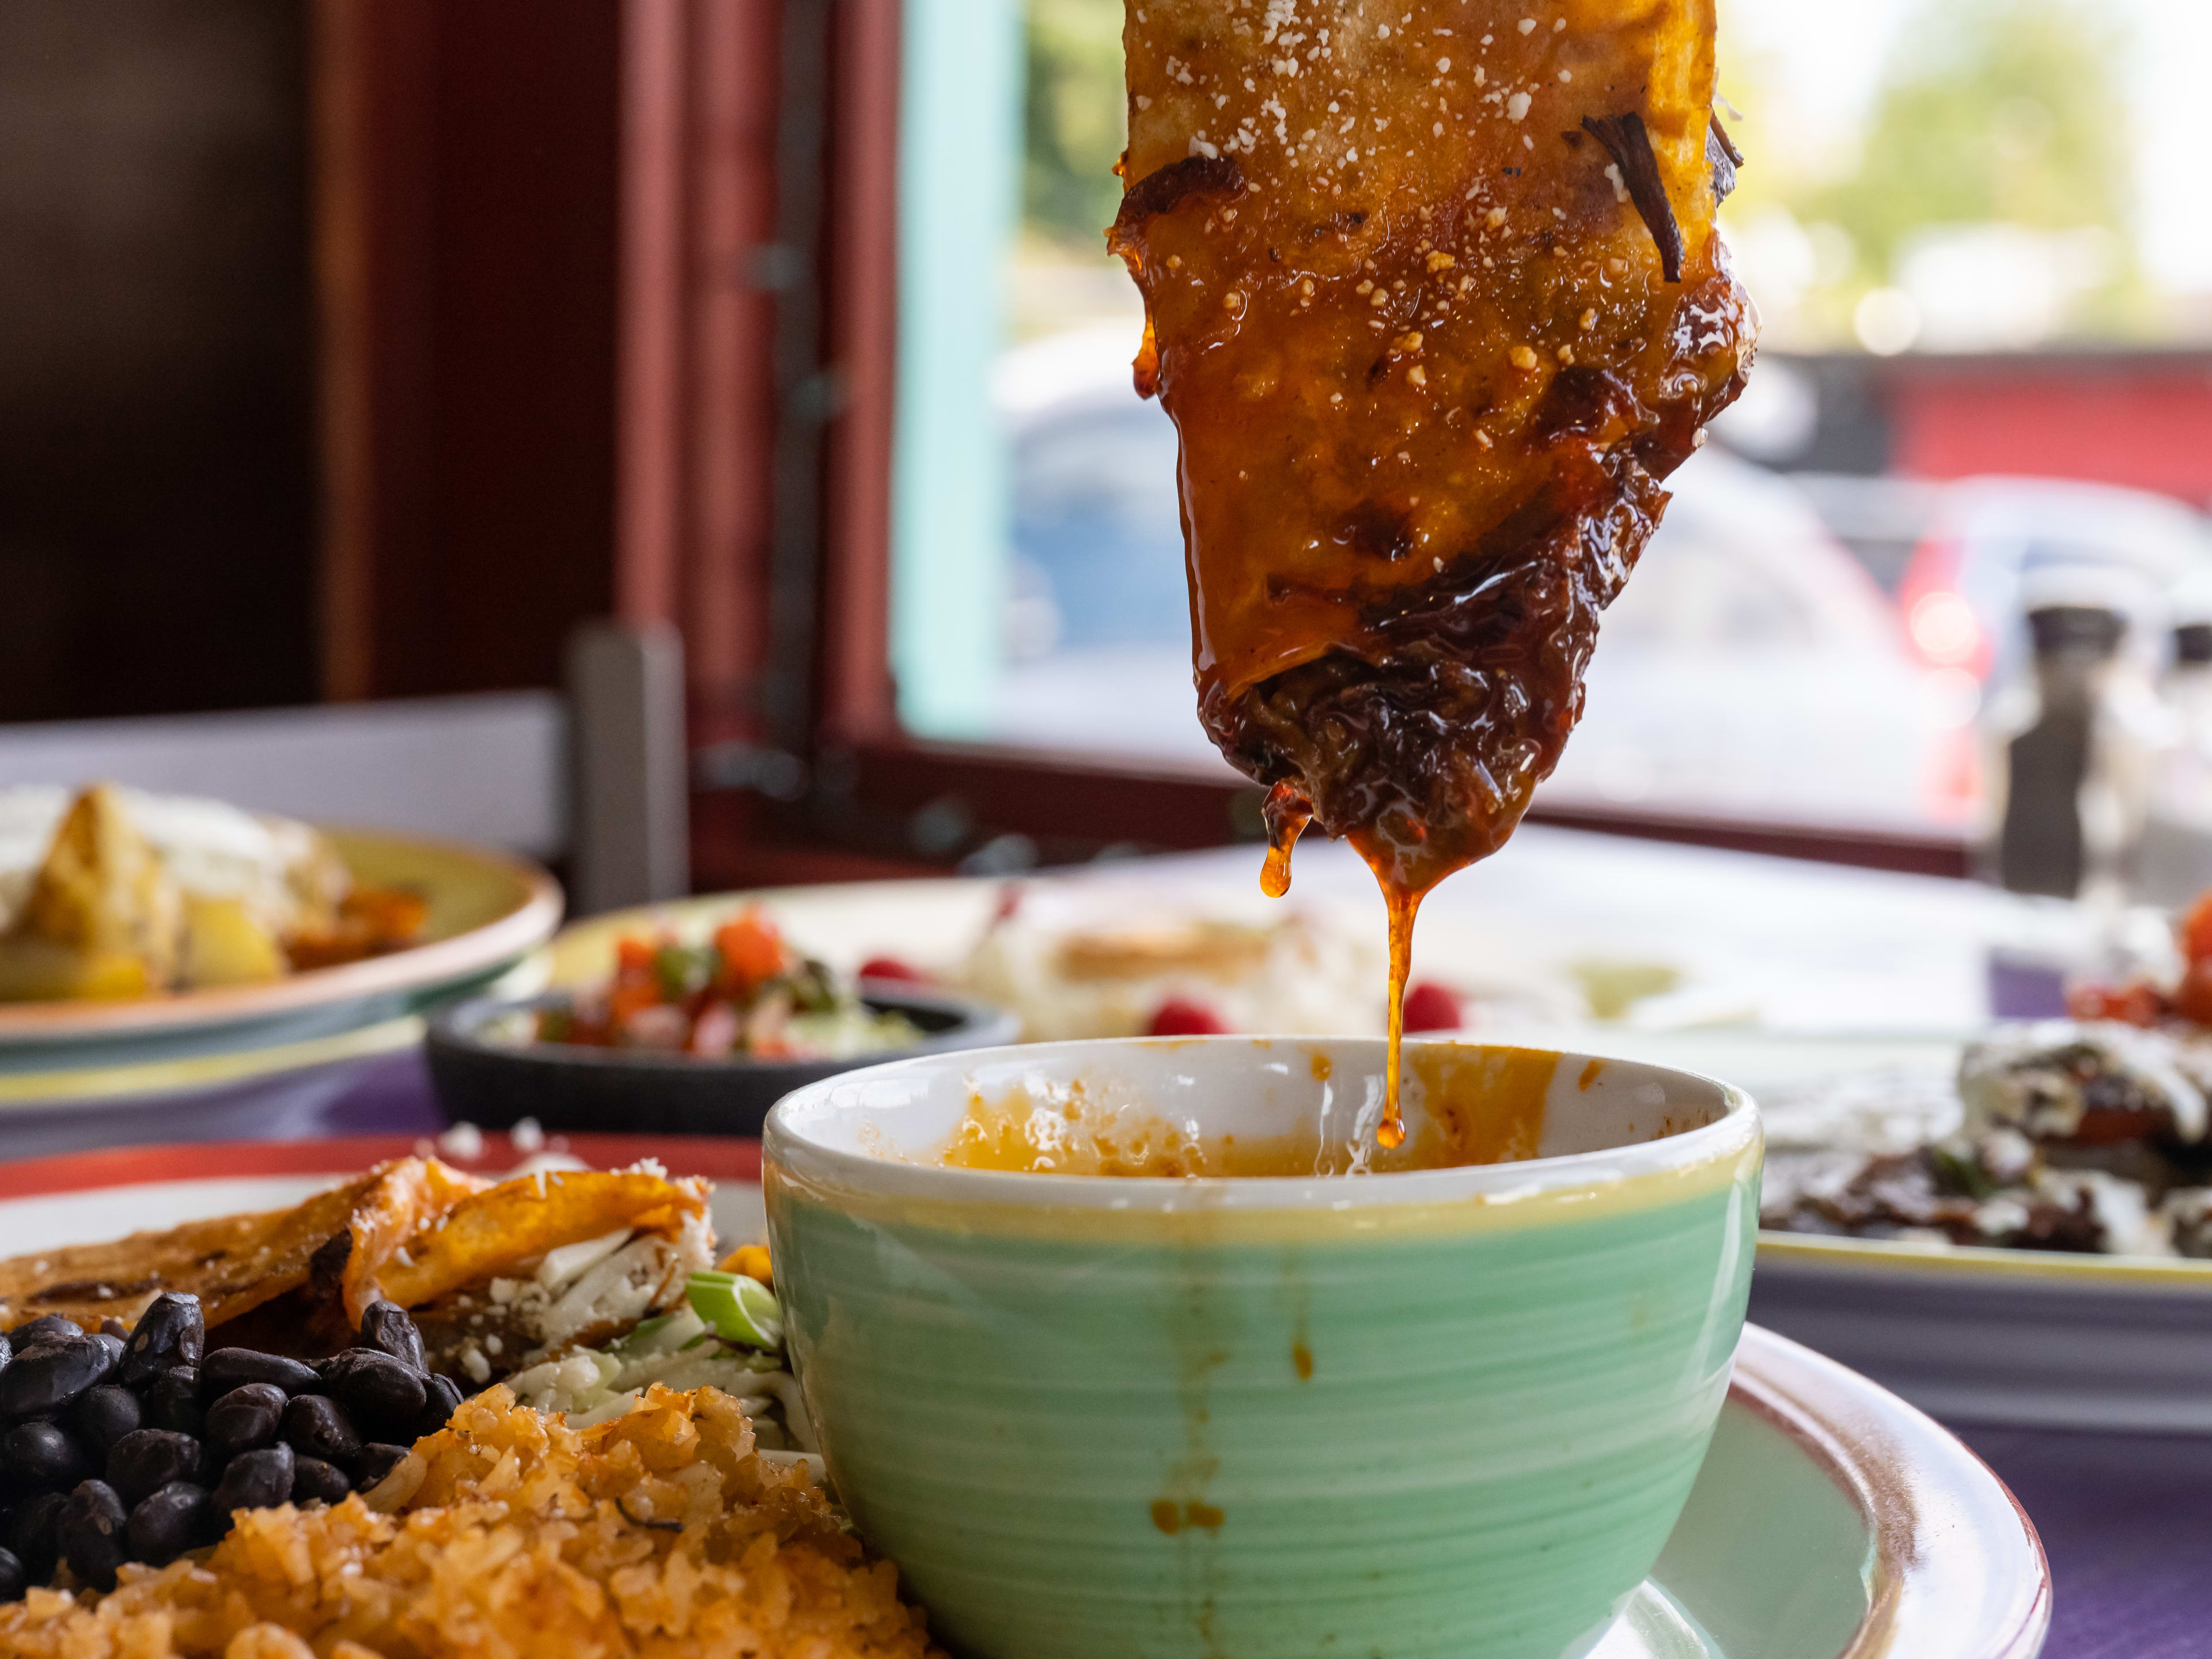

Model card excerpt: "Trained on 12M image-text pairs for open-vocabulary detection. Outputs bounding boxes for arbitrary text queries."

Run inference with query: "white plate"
[0,1142,2046,1658]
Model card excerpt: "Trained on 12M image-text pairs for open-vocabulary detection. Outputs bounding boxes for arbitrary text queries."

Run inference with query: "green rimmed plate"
[1624,1323,2048,1658]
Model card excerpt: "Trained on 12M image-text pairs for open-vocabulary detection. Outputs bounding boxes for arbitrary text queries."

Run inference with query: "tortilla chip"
[0,1158,485,1334]
[363,1167,713,1316]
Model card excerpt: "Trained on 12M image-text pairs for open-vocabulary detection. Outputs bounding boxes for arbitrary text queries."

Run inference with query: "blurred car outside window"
[888,0,2212,847]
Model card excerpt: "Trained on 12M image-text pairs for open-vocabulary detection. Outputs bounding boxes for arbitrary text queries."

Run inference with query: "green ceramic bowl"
[765,1036,1762,1659]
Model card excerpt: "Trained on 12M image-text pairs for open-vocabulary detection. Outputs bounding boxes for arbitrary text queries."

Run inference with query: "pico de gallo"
[539,907,921,1059]
[2069,891,2212,1030]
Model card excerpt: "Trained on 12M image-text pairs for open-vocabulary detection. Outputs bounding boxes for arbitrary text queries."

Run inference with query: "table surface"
[0,829,2192,1656]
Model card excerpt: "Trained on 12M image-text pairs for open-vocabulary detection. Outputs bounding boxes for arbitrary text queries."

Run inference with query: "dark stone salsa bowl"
[424,982,1020,1139]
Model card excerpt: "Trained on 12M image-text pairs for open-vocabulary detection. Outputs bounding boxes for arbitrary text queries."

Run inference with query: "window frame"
[625,0,1971,888]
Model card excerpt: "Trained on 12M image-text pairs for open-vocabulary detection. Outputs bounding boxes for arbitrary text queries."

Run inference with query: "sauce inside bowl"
[934,1044,1578,1177]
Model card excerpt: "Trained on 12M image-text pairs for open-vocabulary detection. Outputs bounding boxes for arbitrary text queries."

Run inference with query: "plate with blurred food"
[551,875,1586,1047]
[0,784,560,1056]
[1748,893,2212,1429]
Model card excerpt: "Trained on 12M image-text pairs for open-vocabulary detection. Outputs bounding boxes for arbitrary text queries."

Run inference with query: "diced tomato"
[2172,963,2212,1028]
[1148,998,1229,1036]
[608,978,663,1025]
[2067,980,2164,1027]
[1402,980,1463,1033]
[2182,893,2212,967]
[616,935,658,974]
[714,910,787,993]
[858,955,926,983]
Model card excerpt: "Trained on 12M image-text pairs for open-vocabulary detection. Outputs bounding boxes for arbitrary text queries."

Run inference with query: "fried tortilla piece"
[0,1158,484,1335]
[1113,1,1755,897]
[363,1165,716,1382]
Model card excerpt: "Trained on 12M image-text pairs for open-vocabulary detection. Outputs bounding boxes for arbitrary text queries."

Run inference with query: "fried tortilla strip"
[334,1154,499,1320]
[364,1167,713,1316]
[0,1158,484,1334]
[1114,0,1755,895]
[367,1166,716,1378]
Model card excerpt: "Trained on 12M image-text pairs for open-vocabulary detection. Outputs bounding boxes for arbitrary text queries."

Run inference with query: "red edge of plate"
[0,1132,763,1199]
[1731,1324,2052,1659]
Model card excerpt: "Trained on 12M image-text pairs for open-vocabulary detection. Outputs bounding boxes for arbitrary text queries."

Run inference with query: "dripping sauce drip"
[1262,780,1434,1146]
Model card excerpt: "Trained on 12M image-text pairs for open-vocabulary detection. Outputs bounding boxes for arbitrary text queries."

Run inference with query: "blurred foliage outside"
[1018,0,2161,351]
[1721,0,2147,348]
[1024,0,1124,251]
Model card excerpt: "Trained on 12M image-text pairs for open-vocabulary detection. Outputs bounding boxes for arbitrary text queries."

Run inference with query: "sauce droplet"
[1259,782,1310,900]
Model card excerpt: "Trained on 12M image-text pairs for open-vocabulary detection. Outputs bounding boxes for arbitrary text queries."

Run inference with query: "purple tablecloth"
[1955,1423,2212,1659]
[0,1056,2194,1657]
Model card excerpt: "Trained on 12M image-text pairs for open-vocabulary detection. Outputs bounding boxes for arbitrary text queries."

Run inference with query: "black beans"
[146,1366,204,1435]
[57,1480,128,1591]
[206,1383,286,1460]
[107,1429,207,1506]
[281,1393,361,1465]
[0,1334,116,1416]
[2,1420,93,1490]
[320,1349,425,1436]
[200,1348,319,1399]
[359,1300,428,1372]
[9,1315,81,1346]
[418,1372,465,1438]
[353,1443,410,1490]
[74,1384,144,1455]
[119,1293,204,1387]
[211,1444,293,1519]
[0,1293,478,1594]
[6,1491,66,1581]
[290,1456,353,1506]
[127,1482,216,1566]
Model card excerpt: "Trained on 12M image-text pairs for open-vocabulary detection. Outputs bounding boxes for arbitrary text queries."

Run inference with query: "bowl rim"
[764,1034,1762,1215]
[425,981,1021,1075]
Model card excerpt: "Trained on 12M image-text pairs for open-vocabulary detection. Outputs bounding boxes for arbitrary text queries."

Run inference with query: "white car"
[1547,449,1952,831]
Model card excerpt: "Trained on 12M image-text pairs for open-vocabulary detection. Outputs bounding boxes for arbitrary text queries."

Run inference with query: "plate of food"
[0,1088,2045,1659]
[425,903,1019,1137]
[1749,893,2212,1430]
[0,784,562,1062]
[552,874,1591,1048]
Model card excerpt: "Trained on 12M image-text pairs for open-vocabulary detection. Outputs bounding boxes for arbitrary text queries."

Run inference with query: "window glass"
[892,0,2212,836]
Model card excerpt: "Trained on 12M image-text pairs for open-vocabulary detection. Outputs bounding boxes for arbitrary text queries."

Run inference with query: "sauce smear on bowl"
[936,1044,1561,1176]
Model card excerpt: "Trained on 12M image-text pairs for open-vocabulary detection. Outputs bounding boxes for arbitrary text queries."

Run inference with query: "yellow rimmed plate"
[0,830,561,1072]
